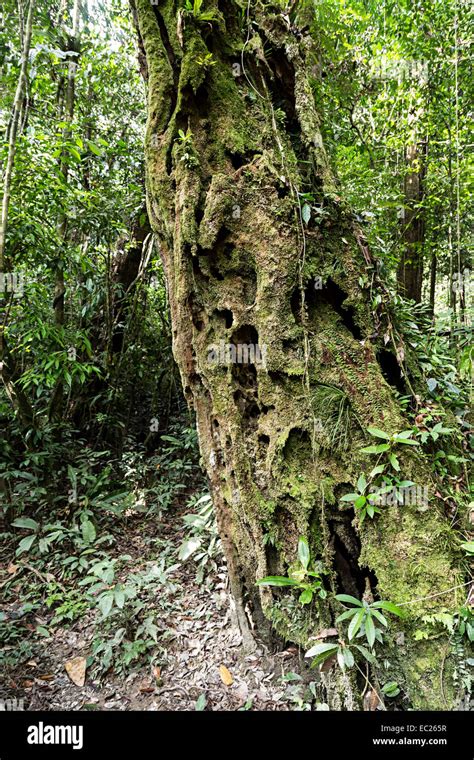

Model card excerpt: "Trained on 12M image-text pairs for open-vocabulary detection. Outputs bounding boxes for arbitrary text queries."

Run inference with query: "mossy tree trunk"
[132,0,465,710]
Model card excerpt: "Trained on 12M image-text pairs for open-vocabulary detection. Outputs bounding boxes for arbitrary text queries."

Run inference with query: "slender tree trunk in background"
[429,250,437,316]
[49,0,81,421]
[0,0,36,422]
[0,0,36,284]
[132,0,464,709]
[397,141,426,303]
[55,0,81,325]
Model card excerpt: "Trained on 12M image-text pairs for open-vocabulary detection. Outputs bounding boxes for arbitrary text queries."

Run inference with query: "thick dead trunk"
[132,0,465,710]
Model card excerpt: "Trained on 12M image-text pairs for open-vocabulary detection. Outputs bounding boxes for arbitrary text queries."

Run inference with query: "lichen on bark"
[131,0,467,710]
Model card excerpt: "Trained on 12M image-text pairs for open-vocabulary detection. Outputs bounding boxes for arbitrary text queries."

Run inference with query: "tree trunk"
[0,0,37,421]
[397,141,426,303]
[132,0,465,710]
[49,0,82,421]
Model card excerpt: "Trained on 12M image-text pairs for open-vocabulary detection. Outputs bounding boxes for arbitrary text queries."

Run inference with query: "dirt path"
[2,504,310,711]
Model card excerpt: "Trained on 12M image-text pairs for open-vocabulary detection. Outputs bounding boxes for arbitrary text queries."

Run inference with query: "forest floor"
[1,497,314,712]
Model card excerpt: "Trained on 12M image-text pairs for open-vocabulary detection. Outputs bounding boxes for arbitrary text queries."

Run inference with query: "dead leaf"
[64,656,87,687]
[315,628,338,639]
[7,563,18,574]
[363,689,381,711]
[219,665,233,686]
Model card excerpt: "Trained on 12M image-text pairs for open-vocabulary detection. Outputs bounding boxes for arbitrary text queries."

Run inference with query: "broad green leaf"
[305,642,338,659]
[299,588,313,605]
[336,608,356,623]
[460,541,474,555]
[370,464,386,477]
[389,453,400,471]
[302,203,311,224]
[361,444,390,454]
[298,536,310,570]
[367,427,390,440]
[340,493,358,502]
[98,593,114,618]
[382,681,400,697]
[371,600,404,617]
[12,517,39,531]
[354,495,366,509]
[365,614,376,648]
[343,648,355,668]
[371,608,388,627]
[66,145,82,162]
[337,647,345,670]
[178,537,201,561]
[81,519,96,544]
[16,534,37,555]
[357,474,367,492]
[256,576,300,587]
[87,140,103,156]
[353,644,377,664]
[335,594,363,607]
[348,608,365,640]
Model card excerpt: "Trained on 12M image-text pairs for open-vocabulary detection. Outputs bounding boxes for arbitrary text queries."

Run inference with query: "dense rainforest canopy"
[0,0,472,715]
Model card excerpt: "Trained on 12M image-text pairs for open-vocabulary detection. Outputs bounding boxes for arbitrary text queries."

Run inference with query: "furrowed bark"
[132,0,467,709]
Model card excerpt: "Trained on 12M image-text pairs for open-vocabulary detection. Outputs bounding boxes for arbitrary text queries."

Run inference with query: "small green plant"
[178,492,222,583]
[184,0,216,22]
[176,127,193,146]
[335,593,404,649]
[256,537,328,605]
[382,680,400,698]
[310,384,355,451]
[417,420,454,445]
[361,427,419,473]
[195,52,216,68]
[305,595,403,672]
[414,606,473,643]
[305,638,376,671]
[45,583,89,625]
[11,514,99,556]
[175,128,199,168]
[339,474,384,522]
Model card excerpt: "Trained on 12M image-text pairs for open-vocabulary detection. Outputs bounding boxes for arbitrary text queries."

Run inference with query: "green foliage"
[382,681,400,698]
[178,492,222,584]
[257,537,328,605]
[184,0,217,22]
[335,594,403,650]
[310,384,356,451]
[305,594,403,674]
